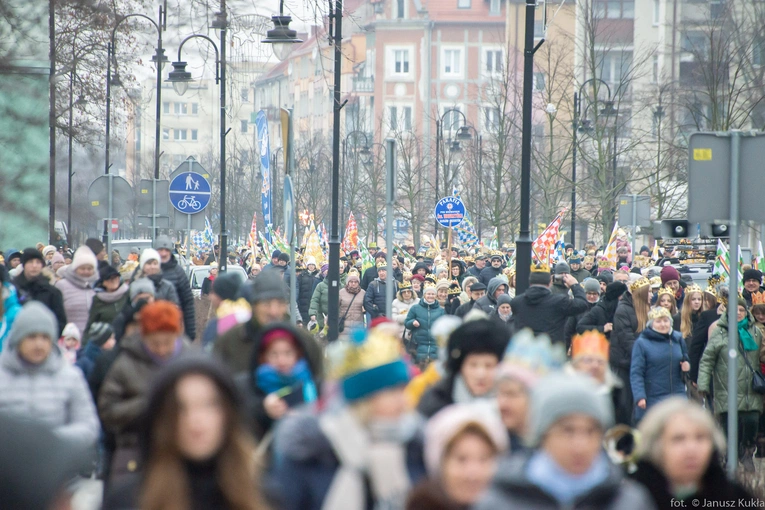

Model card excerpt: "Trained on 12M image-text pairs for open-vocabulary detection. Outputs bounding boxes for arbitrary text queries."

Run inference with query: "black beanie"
[85,322,114,347]
[278,252,290,263]
[20,248,45,266]
[85,238,105,257]
[604,281,628,301]
[446,319,510,374]
[212,272,241,301]
[743,268,762,283]
[529,271,551,286]
[98,264,121,285]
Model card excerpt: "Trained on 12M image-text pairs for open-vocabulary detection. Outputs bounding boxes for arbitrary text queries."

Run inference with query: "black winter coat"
[360,266,379,291]
[610,292,640,373]
[630,458,752,510]
[160,256,196,339]
[467,265,482,279]
[13,272,67,336]
[576,296,621,337]
[363,279,389,318]
[295,270,319,323]
[417,375,455,419]
[454,299,476,318]
[478,265,502,286]
[689,308,721,382]
[564,301,595,350]
[510,284,589,345]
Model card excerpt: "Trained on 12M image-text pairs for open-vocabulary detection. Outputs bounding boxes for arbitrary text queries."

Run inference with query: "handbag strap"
[735,335,759,375]
[341,292,358,321]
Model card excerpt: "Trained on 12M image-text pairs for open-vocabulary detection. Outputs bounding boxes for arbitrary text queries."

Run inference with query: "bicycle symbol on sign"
[177,195,202,211]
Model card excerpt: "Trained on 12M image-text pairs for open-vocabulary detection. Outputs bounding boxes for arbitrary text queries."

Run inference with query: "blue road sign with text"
[169,172,211,214]
[434,196,465,228]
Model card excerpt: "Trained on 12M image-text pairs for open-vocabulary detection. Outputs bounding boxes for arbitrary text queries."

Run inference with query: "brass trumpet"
[603,425,641,472]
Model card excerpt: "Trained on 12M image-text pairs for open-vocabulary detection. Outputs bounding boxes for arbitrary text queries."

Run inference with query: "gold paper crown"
[376,261,387,268]
[402,271,413,281]
[531,263,551,273]
[584,255,595,263]
[657,287,676,299]
[464,256,475,264]
[327,327,403,380]
[503,267,516,277]
[448,281,462,295]
[398,279,413,291]
[705,286,719,301]
[629,277,651,293]
[424,275,437,285]
[648,306,673,322]
[423,281,437,289]
[571,330,610,360]
[348,268,360,277]
[685,283,703,295]
[752,291,765,306]
[708,274,725,287]
[649,276,662,288]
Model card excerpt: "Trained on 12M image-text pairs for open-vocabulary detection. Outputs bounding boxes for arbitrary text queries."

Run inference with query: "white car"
[187,264,248,299]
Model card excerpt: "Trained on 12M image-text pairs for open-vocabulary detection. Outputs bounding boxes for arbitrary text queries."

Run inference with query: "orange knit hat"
[140,301,182,336]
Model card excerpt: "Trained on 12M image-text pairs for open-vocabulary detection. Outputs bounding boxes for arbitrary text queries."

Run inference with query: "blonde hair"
[680,290,703,338]
[632,285,651,333]
[462,276,479,293]
[635,397,726,467]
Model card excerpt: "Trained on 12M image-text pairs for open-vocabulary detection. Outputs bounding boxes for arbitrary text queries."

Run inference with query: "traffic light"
[700,222,730,238]
[654,220,691,239]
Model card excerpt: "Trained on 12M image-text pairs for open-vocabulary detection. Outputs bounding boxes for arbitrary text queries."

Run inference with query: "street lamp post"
[167,10,229,272]
[434,109,471,235]
[343,130,370,229]
[107,5,168,242]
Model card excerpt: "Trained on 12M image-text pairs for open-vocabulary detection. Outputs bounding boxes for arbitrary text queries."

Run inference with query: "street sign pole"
[726,131,740,478]
[107,173,113,262]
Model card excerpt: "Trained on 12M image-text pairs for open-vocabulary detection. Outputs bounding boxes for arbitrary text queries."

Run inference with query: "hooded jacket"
[160,256,196,339]
[510,284,588,345]
[308,278,329,329]
[698,312,765,415]
[405,299,446,363]
[478,264,502,286]
[13,272,67,336]
[0,283,21,352]
[85,283,129,336]
[688,308,721,382]
[293,270,320,323]
[364,278,390,318]
[474,277,506,315]
[474,453,655,510]
[630,327,688,411]
[576,295,621,337]
[0,331,99,450]
[98,334,192,448]
[610,292,640,373]
[54,267,97,334]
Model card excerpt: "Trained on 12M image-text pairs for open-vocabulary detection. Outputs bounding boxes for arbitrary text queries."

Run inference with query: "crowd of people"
[0,237,763,509]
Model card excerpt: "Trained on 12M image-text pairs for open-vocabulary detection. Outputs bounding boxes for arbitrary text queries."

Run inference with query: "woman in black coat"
[576,282,628,337]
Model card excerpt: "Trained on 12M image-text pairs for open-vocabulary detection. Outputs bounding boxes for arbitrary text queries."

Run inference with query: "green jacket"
[698,313,765,415]
[84,287,129,341]
[308,280,329,329]
[405,299,445,363]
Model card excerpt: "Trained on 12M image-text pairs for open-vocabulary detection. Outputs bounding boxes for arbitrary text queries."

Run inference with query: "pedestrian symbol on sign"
[185,174,200,190]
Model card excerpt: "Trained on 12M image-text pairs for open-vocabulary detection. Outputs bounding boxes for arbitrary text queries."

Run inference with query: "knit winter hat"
[85,322,114,347]
[70,246,98,271]
[446,319,510,374]
[51,252,65,265]
[20,248,45,266]
[597,271,613,284]
[42,245,57,258]
[660,265,680,285]
[583,278,601,295]
[98,264,121,285]
[743,268,763,284]
[212,272,241,301]
[7,302,58,349]
[424,402,508,477]
[139,248,161,270]
[61,323,81,342]
[604,281,628,301]
[554,262,571,275]
[496,294,513,307]
[526,373,614,447]
[249,270,288,303]
[140,301,182,336]
[129,278,156,302]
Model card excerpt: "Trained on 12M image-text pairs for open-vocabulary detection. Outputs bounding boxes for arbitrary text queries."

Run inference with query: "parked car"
[111,239,153,260]
[187,264,247,299]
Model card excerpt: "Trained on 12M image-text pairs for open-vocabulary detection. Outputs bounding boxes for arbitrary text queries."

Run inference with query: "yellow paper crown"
[348,268,360,277]
[503,267,516,277]
[752,291,765,306]
[629,277,651,293]
[648,306,673,322]
[649,276,662,288]
[583,255,595,263]
[708,274,724,287]
[571,330,610,360]
[423,281,437,289]
[685,283,703,295]
[657,287,676,299]
[376,261,387,268]
[531,263,551,273]
[424,275,437,284]
[327,327,402,380]
[402,271,413,281]
[398,279,413,291]
[704,286,719,300]
[448,281,462,295]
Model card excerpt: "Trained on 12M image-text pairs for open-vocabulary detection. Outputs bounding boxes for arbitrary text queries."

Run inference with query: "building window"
[394,49,410,74]
[174,102,187,115]
[442,107,463,132]
[490,0,501,15]
[389,106,413,131]
[389,106,398,130]
[598,50,633,87]
[396,0,405,18]
[484,107,501,131]
[241,88,249,102]
[652,0,660,25]
[162,128,170,140]
[534,20,545,38]
[240,120,248,133]
[174,129,187,141]
[533,72,546,91]
[191,103,198,115]
[596,0,633,18]
[458,0,471,8]
[191,129,198,141]
[485,49,503,75]
[652,54,659,83]
[682,31,708,59]
[443,49,462,77]
[163,102,170,114]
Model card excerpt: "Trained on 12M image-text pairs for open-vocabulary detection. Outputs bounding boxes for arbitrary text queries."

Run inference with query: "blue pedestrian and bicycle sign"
[169,172,211,213]
[434,196,465,228]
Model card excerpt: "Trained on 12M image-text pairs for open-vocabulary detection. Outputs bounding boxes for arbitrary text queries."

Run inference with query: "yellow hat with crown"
[685,283,703,295]
[648,306,673,323]
[630,277,651,293]
[657,287,676,299]
[531,262,551,273]
[571,330,610,360]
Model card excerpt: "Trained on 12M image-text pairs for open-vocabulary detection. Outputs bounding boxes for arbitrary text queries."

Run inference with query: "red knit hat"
[140,301,182,336]
[660,266,680,285]
[259,327,301,360]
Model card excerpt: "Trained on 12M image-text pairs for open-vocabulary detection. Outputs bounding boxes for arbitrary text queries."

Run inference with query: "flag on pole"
[532,211,565,265]
[551,241,566,264]
[453,213,480,250]
[713,239,730,278]
[305,230,324,266]
[342,212,359,253]
[249,212,258,250]
[756,241,765,273]
[358,240,375,273]
[268,226,290,255]
[259,231,276,259]
[394,242,418,267]
[651,240,660,262]
[601,222,620,272]
[489,228,498,250]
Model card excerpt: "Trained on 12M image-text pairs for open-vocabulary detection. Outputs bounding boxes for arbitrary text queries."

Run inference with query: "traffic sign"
[284,175,295,242]
[88,175,133,219]
[434,196,465,228]
[111,220,118,233]
[169,172,211,214]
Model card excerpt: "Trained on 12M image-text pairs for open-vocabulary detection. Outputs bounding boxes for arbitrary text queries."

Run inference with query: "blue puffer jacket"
[405,299,445,363]
[0,283,21,352]
[630,327,688,414]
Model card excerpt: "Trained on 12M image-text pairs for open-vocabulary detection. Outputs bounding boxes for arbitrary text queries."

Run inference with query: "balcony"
[352,76,374,93]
